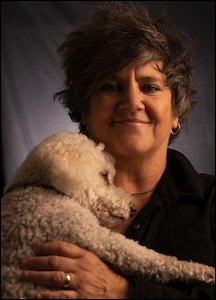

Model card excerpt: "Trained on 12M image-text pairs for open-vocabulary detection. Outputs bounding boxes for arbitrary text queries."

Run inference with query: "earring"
[170,123,181,136]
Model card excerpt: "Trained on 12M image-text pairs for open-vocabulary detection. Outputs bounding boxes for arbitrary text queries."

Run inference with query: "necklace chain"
[131,189,155,196]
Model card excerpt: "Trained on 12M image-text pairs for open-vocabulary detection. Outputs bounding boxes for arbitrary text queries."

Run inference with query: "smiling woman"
[82,60,177,162]
[1,1,214,191]
[2,1,215,299]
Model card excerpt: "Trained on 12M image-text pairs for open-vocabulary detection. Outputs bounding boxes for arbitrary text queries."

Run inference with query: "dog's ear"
[51,165,84,196]
[49,148,89,195]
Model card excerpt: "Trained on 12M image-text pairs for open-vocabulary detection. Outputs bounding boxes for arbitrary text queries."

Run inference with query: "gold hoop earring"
[170,123,181,136]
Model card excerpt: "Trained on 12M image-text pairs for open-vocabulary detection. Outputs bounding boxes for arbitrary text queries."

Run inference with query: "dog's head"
[6,131,136,227]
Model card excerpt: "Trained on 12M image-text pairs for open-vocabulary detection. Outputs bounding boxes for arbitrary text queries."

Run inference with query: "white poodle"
[1,131,215,299]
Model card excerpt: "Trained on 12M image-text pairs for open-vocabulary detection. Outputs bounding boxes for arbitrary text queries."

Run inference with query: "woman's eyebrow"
[137,76,165,84]
[104,75,165,85]
[102,75,120,81]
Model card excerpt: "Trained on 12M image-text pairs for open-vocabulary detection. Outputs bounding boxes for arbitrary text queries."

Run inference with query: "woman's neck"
[111,154,166,235]
[113,154,166,195]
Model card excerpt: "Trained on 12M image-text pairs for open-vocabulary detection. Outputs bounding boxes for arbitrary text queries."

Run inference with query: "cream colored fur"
[1,131,215,299]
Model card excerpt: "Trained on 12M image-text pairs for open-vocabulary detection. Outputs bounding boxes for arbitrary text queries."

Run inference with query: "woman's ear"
[172,116,179,129]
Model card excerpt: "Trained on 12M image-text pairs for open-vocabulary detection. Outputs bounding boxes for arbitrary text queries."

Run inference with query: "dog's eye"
[101,170,109,182]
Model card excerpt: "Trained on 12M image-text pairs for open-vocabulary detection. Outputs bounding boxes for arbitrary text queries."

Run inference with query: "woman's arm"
[20,241,215,299]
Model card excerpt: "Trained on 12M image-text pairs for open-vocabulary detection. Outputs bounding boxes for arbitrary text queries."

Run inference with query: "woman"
[20,2,215,298]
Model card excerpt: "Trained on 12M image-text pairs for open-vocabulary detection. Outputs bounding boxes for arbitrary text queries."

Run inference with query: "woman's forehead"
[103,60,165,81]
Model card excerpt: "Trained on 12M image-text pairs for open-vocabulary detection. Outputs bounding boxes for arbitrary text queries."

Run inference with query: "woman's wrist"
[113,276,134,299]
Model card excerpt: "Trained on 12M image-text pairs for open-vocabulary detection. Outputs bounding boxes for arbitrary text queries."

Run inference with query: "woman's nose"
[118,83,144,111]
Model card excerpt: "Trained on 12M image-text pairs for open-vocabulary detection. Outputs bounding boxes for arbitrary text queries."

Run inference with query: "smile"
[113,119,151,127]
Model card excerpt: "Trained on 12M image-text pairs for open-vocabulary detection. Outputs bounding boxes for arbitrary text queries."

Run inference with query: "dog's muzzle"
[130,203,137,217]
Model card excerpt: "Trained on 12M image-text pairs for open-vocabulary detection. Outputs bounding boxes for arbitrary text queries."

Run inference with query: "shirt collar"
[157,148,205,207]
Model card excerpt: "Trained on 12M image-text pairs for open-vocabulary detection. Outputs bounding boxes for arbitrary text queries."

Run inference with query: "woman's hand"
[20,241,130,299]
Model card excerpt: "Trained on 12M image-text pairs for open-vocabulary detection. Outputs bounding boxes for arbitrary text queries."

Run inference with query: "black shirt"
[126,149,215,299]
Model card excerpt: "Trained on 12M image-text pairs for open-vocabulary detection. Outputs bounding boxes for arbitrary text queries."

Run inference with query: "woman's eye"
[142,85,160,93]
[101,83,120,91]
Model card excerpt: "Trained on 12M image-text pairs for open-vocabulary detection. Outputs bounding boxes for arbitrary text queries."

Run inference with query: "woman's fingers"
[20,242,130,298]
[20,244,130,299]
[21,270,79,290]
[33,241,87,258]
[21,270,81,299]
[36,290,79,299]
[21,255,78,272]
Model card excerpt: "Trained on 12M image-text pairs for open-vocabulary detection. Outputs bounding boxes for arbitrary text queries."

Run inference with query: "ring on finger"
[63,273,71,289]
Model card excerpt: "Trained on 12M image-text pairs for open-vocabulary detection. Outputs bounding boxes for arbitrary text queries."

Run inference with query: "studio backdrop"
[1,1,215,194]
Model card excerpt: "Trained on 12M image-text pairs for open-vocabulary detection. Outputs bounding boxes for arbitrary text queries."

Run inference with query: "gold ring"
[63,273,71,288]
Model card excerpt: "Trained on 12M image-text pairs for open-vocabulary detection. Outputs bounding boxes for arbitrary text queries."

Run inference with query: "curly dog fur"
[1,131,215,299]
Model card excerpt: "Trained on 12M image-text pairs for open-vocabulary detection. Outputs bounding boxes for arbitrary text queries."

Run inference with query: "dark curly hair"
[54,1,197,144]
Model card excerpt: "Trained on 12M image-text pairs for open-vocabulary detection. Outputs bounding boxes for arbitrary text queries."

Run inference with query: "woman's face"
[82,60,178,159]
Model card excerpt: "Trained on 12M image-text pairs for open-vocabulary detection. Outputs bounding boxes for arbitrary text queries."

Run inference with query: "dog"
[1,131,215,299]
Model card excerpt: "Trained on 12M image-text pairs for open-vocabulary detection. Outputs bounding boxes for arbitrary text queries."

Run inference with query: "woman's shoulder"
[167,148,214,178]
[198,173,215,200]
[198,172,215,184]
[165,148,215,199]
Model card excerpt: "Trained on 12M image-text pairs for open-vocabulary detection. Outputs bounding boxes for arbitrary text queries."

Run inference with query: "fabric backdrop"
[1,1,215,194]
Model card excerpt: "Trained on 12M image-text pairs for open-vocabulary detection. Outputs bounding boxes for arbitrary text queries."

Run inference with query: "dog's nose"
[130,203,137,217]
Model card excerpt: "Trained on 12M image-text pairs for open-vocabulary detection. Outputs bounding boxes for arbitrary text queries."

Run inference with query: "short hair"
[54,1,197,144]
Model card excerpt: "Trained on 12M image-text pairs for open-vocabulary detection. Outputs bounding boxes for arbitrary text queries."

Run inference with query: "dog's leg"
[75,223,215,284]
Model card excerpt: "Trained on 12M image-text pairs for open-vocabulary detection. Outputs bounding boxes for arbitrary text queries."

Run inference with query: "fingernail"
[20,270,27,278]
[36,293,42,299]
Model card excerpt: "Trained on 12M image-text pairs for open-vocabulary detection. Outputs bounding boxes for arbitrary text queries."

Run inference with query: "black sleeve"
[128,175,215,299]
[130,278,215,299]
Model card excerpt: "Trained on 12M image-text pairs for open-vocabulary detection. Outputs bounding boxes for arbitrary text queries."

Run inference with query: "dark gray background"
[1,1,215,193]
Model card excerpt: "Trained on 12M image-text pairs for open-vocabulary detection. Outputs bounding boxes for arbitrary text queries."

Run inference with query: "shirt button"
[133,223,140,229]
